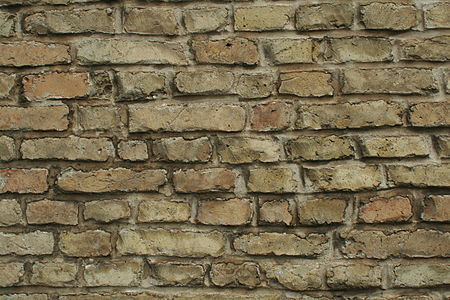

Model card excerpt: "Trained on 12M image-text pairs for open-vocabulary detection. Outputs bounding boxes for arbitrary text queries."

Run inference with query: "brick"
[236,73,274,98]
[422,195,450,222]
[286,136,353,161]
[0,199,22,226]
[210,262,261,287]
[279,72,333,97]
[234,232,328,256]
[259,200,293,225]
[24,8,114,34]
[0,42,70,67]
[0,168,48,194]
[0,295,48,300]
[84,259,142,286]
[76,39,187,65]
[124,8,179,35]
[30,261,77,286]
[57,168,167,193]
[78,106,116,131]
[26,200,78,225]
[0,231,54,255]
[297,101,403,130]
[387,164,450,187]
[409,103,450,127]
[129,103,246,132]
[0,73,15,98]
[393,262,450,287]
[1,0,107,6]
[88,71,113,99]
[305,165,382,192]
[198,198,252,226]
[59,230,111,257]
[343,68,437,95]
[59,293,282,300]
[149,262,204,286]
[248,167,298,193]
[234,6,291,31]
[21,136,114,161]
[175,293,282,300]
[0,263,23,287]
[298,199,347,225]
[340,229,450,259]
[84,200,131,223]
[118,140,148,161]
[437,136,450,158]
[0,11,15,37]
[192,37,259,65]
[326,263,382,288]
[359,196,413,223]
[400,36,450,61]
[173,168,236,193]
[117,229,226,257]
[0,136,16,161]
[138,200,190,223]
[217,137,281,164]
[295,3,353,30]
[424,3,450,28]
[360,3,417,30]
[251,102,293,131]
[359,136,429,158]
[183,8,228,33]
[0,105,69,131]
[264,39,316,64]
[154,137,211,162]
[324,37,392,62]
[116,72,166,100]
[175,70,234,95]
[263,263,322,290]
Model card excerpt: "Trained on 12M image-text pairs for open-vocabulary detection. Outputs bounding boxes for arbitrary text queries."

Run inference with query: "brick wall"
[0,0,449,299]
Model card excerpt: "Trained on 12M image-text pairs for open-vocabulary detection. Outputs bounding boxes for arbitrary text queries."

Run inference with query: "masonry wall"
[0,0,449,299]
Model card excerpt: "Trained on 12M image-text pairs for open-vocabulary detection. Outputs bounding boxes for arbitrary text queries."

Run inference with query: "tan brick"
[154,137,211,162]
[0,231,54,255]
[400,36,450,62]
[298,199,347,225]
[84,259,142,286]
[59,230,111,257]
[2,0,107,6]
[0,42,70,67]
[117,229,226,257]
[148,262,205,286]
[234,232,328,256]
[296,3,353,30]
[210,262,261,287]
[174,168,236,193]
[0,168,48,194]
[0,295,48,300]
[286,136,353,161]
[118,141,148,161]
[387,164,450,187]
[57,168,167,193]
[21,136,114,161]
[192,37,259,65]
[279,72,333,97]
[174,70,234,95]
[0,73,15,98]
[129,103,246,132]
[124,8,179,35]
[183,8,228,33]
[359,136,429,158]
[251,102,293,131]
[424,3,450,29]
[259,200,293,225]
[76,39,187,65]
[0,199,22,226]
[236,73,274,98]
[359,195,413,223]
[78,106,116,131]
[0,263,24,287]
[248,167,298,193]
[0,136,16,161]
[264,39,316,64]
[24,8,114,34]
[116,72,166,100]
[437,136,450,158]
[84,200,131,223]
[30,261,77,286]
[175,293,282,300]
[361,3,417,30]
[324,37,392,62]
[234,6,291,31]
[422,195,450,222]
[138,200,190,223]
[393,263,450,287]
[0,11,15,37]
[263,263,322,290]
[0,105,69,131]
[409,103,450,127]
[326,263,382,288]
[27,200,78,225]
[198,198,252,226]
[217,137,281,164]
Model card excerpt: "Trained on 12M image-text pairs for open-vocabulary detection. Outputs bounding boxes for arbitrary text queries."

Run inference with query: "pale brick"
[424,3,450,28]
[30,261,77,286]
[437,136,450,158]
[84,200,131,223]
[409,102,450,127]
[217,137,281,164]
[0,105,69,131]
[393,263,450,287]
[0,73,15,98]
[1,0,107,6]
[0,42,70,67]
[0,199,22,226]
[154,137,211,162]
[78,106,116,131]
[118,141,148,161]
[236,73,274,98]
[0,294,47,300]
[324,37,392,62]
[138,200,190,223]
[0,231,54,255]
[387,164,450,187]
[27,200,78,225]
[259,200,293,225]
[298,199,347,225]
[84,259,142,286]
[359,136,429,158]
[210,262,261,287]
[263,263,322,290]
[326,263,382,288]
[0,168,48,194]
[361,3,417,30]
[174,70,234,95]
[279,71,333,97]
[197,198,252,226]
[359,196,413,223]
[183,8,228,33]
[422,195,450,222]
[286,136,353,161]
[248,167,298,193]
[175,293,282,300]
[149,262,205,286]
[0,136,16,161]
[124,8,179,35]
[264,39,316,64]
[0,263,23,287]
[116,72,166,100]
[234,6,291,31]
[0,11,15,37]
[59,230,111,257]
[251,102,293,131]
[400,36,450,62]
[173,168,236,193]
[296,3,353,30]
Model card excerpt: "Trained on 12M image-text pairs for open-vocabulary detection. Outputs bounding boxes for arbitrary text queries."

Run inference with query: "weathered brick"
[21,136,114,161]
[248,167,298,193]
[0,105,69,131]
[148,262,205,286]
[30,261,77,286]
[0,73,15,98]
[0,263,24,287]
[236,73,274,98]
[393,262,450,287]
[259,200,293,225]
[175,70,234,95]
[117,229,226,257]
[234,6,291,31]
[173,168,236,193]
[263,263,322,290]
[0,136,16,161]
[116,72,166,101]
[183,8,228,33]
[217,137,281,164]
[0,42,70,67]
[0,295,47,300]
[424,3,450,29]
[129,103,245,132]
[279,72,333,97]
[296,3,353,30]
[387,164,450,187]
[400,36,450,61]
[343,69,437,95]
[0,11,15,37]
[0,199,22,226]
[437,136,450,158]
[59,230,111,257]
[138,200,190,223]
[210,262,261,287]
[0,231,54,255]
[78,106,116,131]
[324,37,392,62]
[154,137,211,162]
[234,232,328,256]
[360,3,417,30]
[76,39,187,65]
[192,38,259,65]
[84,259,142,286]
[1,0,107,6]
[409,102,450,127]
[24,8,114,34]
[124,8,179,35]
[198,198,252,226]
[422,195,450,222]
[326,263,382,288]
[84,200,131,223]
[305,165,382,192]
[57,168,167,193]
[264,39,316,64]
[175,293,282,300]
[298,199,347,225]
[286,136,353,161]
[118,140,148,161]
[0,168,48,194]
[26,200,78,225]
[340,229,450,259]
[359,136,429,158]
[251,102,293,131]
[297,101,403,130]
[359,195,413,223]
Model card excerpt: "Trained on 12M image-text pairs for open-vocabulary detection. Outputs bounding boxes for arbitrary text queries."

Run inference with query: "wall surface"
[0,0,449,299]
